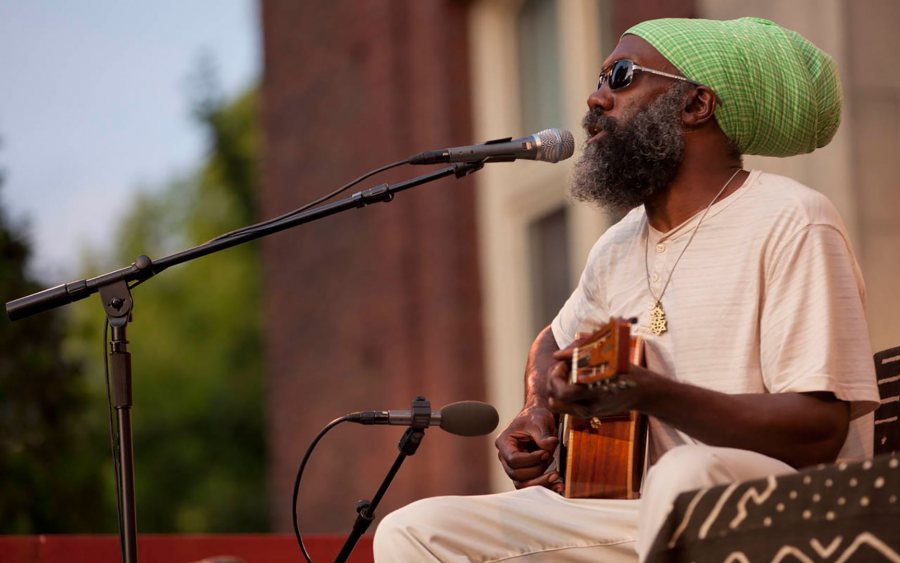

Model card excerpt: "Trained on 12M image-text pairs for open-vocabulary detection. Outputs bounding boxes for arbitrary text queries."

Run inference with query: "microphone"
[347,400,499,436]
[409,128,575,165]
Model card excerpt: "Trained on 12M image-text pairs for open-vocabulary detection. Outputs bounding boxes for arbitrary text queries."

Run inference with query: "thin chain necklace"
[645,169,742,336]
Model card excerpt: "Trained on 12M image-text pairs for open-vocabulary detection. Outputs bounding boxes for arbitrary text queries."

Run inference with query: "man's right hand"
[494,406,564,493]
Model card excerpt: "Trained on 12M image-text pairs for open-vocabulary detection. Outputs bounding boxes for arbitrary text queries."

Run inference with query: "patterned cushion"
[645,452,900,562]
[875,347,900,456]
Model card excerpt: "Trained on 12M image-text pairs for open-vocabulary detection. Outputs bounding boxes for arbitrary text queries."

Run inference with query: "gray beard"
[570,82,690,212]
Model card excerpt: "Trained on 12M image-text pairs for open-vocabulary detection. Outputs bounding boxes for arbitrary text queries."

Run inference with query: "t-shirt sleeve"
[760,223,880,420]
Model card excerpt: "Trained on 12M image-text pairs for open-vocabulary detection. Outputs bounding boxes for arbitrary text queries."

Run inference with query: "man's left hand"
[546,349,660,417]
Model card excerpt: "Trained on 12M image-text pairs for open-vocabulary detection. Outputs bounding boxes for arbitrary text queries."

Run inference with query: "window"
[516,0,563,134]
[529,206,571,334]
[596,0,616,58]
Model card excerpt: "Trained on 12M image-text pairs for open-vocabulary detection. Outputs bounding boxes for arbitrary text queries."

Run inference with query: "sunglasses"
[597,59,704,92]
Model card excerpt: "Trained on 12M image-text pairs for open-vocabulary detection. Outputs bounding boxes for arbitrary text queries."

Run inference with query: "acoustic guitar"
[558,317,646,499]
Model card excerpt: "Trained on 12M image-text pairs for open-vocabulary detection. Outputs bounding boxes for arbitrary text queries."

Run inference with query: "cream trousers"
[373,444,794,562]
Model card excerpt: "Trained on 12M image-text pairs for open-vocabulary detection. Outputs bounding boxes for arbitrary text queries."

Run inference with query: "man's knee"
[645,444,795,499]
[374,504,416,560]
[373,497,444,562]
[636,445,738,560]
[645,445,734,496]
[373,505,409,546]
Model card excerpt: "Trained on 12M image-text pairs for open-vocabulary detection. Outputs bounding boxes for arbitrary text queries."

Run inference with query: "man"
[374,17,880,562]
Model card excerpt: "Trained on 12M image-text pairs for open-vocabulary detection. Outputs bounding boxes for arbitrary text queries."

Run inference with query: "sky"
[0,1,261,283]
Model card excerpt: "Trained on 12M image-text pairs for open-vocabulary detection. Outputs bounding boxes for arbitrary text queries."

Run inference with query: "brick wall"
[259,0,488,533]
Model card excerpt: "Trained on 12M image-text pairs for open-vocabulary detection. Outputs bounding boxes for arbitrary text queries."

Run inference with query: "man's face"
[570,82,689,210]
[570,36,689,211]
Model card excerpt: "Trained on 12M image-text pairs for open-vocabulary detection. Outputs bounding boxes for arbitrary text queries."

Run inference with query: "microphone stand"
[5,161,484,563]
[100,280,137,562]
[334,396,432,563]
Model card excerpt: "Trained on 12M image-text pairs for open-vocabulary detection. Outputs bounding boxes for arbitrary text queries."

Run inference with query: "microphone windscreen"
[537,128,575,163]
[439,401,499,436]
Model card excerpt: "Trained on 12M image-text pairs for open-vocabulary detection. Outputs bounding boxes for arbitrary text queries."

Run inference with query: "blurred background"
[1,0,897,537]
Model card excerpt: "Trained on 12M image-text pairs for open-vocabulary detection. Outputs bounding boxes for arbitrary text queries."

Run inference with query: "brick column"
[260,0,487,532]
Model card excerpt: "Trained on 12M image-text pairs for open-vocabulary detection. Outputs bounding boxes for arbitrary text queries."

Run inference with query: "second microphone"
[346,400,499,437]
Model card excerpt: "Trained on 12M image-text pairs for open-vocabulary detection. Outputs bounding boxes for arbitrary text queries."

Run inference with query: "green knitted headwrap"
[625,17,842,157]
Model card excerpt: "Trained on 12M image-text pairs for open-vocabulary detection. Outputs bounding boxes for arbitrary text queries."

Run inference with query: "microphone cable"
[206,158,408,245]
[292,415,352,563]
[108,159,409,295]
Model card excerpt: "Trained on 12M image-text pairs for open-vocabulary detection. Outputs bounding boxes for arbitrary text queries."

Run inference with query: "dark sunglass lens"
[609,60,633,90]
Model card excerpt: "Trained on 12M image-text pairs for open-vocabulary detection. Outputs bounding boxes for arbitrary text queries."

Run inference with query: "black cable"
[127,278,147,291]
[103,319,124,543]
[207,159,408,245]
[292,415,351,563]
[111,159,409,287]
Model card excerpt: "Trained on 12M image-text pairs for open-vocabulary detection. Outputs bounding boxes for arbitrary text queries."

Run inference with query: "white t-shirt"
[551,170,880,464]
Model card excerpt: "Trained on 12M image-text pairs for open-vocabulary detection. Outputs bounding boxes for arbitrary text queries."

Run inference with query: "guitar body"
[559,318,646,499]
[562,411,646,499]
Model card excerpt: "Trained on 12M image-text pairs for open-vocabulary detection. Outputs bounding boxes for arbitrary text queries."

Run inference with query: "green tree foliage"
[0,183,110,532]
[65,88,268,532]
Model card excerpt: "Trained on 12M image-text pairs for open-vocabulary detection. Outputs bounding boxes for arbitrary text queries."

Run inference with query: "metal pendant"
[649,300,667,336]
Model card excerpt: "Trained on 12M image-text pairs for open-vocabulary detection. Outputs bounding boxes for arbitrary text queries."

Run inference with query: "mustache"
[582,108,619,136]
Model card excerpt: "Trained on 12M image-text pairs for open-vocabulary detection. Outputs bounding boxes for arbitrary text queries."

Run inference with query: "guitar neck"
[570,318,636,385]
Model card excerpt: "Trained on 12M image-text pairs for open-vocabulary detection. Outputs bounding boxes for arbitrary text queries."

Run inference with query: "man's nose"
[587,82,613,112]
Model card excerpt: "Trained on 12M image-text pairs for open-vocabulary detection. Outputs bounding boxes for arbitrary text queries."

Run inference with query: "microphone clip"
[453,161,484,178]
[409,396,431,431]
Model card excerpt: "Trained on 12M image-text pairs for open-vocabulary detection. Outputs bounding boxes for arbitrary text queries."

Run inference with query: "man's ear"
[682,86,717,126]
